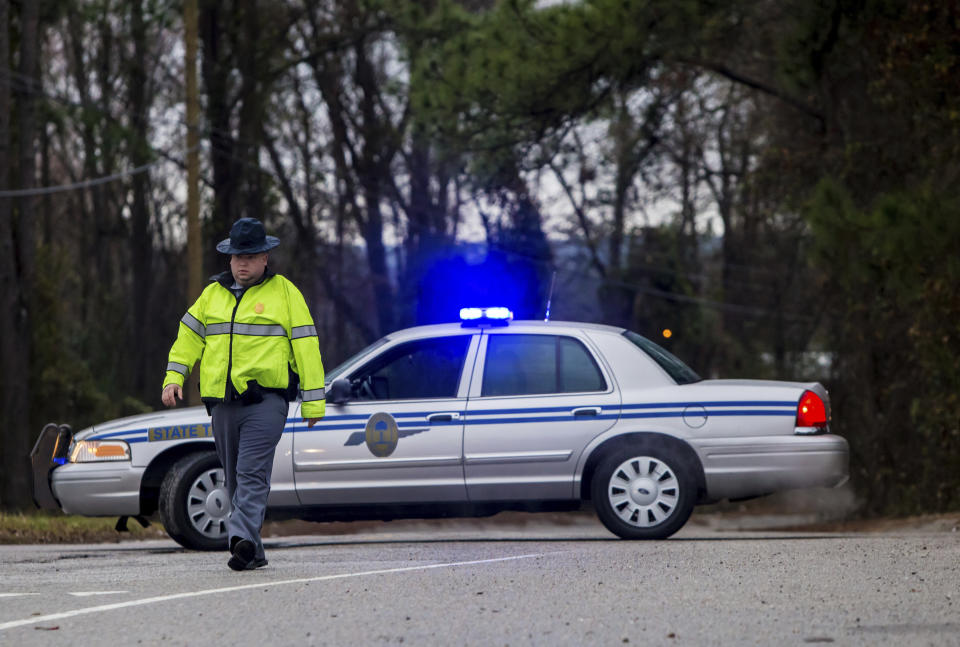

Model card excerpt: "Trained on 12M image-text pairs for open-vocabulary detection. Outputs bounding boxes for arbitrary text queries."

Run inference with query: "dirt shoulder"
[750,512,960,534]
[0,511,168,545]
[3,509,959,545]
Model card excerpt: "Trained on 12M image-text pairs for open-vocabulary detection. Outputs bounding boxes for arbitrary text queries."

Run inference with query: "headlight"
[69,440,131,463]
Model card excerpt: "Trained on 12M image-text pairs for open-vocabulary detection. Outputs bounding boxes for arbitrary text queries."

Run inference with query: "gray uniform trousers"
[211,392,288,561]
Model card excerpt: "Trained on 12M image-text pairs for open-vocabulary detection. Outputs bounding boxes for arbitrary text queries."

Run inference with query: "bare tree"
[0,0,41,508]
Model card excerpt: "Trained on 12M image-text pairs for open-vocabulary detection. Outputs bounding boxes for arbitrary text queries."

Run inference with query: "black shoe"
[227,539,256,571]
[250,557,268,569]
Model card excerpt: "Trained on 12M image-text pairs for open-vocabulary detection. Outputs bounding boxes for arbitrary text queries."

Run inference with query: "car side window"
[349,336,471,400]
[482,334,606,397]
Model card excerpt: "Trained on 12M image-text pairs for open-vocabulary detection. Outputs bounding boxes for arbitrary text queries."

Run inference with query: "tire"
[159,451,229,551]
[590,442,697,540]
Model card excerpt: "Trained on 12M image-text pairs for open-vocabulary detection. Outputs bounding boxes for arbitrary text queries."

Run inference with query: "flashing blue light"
[418,249,542,324]
[53,457,67,466]
[459,306,514,323]
[484,307,513,320]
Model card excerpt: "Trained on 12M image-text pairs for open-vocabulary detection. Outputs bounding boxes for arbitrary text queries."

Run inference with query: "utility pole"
[184,0,202,405]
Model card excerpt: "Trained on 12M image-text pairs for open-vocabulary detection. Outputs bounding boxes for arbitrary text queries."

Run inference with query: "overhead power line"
[0,151,192,198]
[484,241,816,323]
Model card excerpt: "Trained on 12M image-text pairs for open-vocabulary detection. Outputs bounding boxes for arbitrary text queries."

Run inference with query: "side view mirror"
[327,378,351,405]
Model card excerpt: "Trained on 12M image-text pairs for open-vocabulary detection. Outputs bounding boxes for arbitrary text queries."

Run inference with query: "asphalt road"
[1,516,958,646]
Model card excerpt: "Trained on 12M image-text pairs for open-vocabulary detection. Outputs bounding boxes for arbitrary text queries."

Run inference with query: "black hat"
[216,218,280,255]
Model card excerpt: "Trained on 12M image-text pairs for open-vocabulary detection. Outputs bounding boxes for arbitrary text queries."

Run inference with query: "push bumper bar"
[29,423,73,510]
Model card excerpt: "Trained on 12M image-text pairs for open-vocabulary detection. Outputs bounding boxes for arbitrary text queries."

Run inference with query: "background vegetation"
[1,0,957,517]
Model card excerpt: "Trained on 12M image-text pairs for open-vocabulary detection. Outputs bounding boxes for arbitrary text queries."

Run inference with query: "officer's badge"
[254,302,265,314]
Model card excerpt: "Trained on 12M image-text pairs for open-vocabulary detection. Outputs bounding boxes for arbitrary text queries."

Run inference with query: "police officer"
[161,218,325,570]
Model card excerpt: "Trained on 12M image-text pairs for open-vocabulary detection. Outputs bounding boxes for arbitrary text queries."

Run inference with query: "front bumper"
[693,434,850,501]
[31,422,145,516]
[51,462,145,516]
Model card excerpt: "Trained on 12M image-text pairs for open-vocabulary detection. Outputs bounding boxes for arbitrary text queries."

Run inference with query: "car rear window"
[622,330,701,385]
[482,334,606,396]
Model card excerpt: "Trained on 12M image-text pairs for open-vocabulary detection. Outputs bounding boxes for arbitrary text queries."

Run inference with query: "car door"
[464,331,620,501]
[293,333,478,505]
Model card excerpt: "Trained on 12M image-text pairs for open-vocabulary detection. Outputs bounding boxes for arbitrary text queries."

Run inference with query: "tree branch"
[679,57,825,127]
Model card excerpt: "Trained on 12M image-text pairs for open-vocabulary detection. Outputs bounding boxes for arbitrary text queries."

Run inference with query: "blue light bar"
[459,307,513,323]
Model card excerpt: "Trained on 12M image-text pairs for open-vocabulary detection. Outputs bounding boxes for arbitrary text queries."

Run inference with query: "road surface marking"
[68,591,129,597]
[0,594,40,598]
[0,552,547,632]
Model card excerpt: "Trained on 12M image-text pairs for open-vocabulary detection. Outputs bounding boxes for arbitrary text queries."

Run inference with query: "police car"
[31,308,849,550]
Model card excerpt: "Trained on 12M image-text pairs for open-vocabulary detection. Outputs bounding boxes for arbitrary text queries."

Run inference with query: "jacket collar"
[211,266,275,290]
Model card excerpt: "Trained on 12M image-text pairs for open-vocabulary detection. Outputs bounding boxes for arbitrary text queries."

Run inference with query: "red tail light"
[796,390,827,428]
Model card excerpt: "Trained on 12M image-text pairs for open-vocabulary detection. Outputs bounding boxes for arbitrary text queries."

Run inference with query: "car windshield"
[325,337,390,382]
[622,330,702,385]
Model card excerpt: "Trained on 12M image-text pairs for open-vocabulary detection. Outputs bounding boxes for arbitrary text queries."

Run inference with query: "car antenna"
[544,270,557,321]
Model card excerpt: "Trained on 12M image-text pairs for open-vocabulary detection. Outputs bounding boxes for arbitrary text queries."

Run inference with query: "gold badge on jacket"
[254,303,265,314]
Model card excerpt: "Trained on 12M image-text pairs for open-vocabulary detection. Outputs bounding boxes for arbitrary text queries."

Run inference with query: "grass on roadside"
[0,510,167,544]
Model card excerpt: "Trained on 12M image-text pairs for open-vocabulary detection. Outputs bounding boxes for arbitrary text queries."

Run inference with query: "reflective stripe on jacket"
[163,269,325,418]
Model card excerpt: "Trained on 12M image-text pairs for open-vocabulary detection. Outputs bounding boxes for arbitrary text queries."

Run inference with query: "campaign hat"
[216,218,280,255]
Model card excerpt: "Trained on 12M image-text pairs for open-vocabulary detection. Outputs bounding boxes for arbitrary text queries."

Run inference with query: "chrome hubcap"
[186,468,229,540]
[607,456,679,528]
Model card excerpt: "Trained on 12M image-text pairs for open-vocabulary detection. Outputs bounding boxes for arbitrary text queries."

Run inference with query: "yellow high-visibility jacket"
[163,269,325,418]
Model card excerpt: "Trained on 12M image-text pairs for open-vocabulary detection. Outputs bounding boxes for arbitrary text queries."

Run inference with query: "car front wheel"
[158,451,229,551]
[591,444,696,539]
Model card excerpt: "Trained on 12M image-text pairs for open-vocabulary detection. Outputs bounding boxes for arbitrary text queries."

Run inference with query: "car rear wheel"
[591,444,696,539]
[159,451,229,551]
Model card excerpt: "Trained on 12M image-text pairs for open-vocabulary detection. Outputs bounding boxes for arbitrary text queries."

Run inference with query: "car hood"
[74,406,210,440]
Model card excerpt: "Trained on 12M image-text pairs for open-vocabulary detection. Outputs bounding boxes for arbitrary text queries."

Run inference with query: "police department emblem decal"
[364,412,399,457]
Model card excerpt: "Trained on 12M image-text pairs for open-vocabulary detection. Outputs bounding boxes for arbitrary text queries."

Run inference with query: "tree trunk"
[128,0,154,400]
[0,0,19,508]
[236,0,265,221]
[355,38,395,336]
[200,0,236,274]
[66,5,112,287]
[0,0,40,509]
[602,100,638,327]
